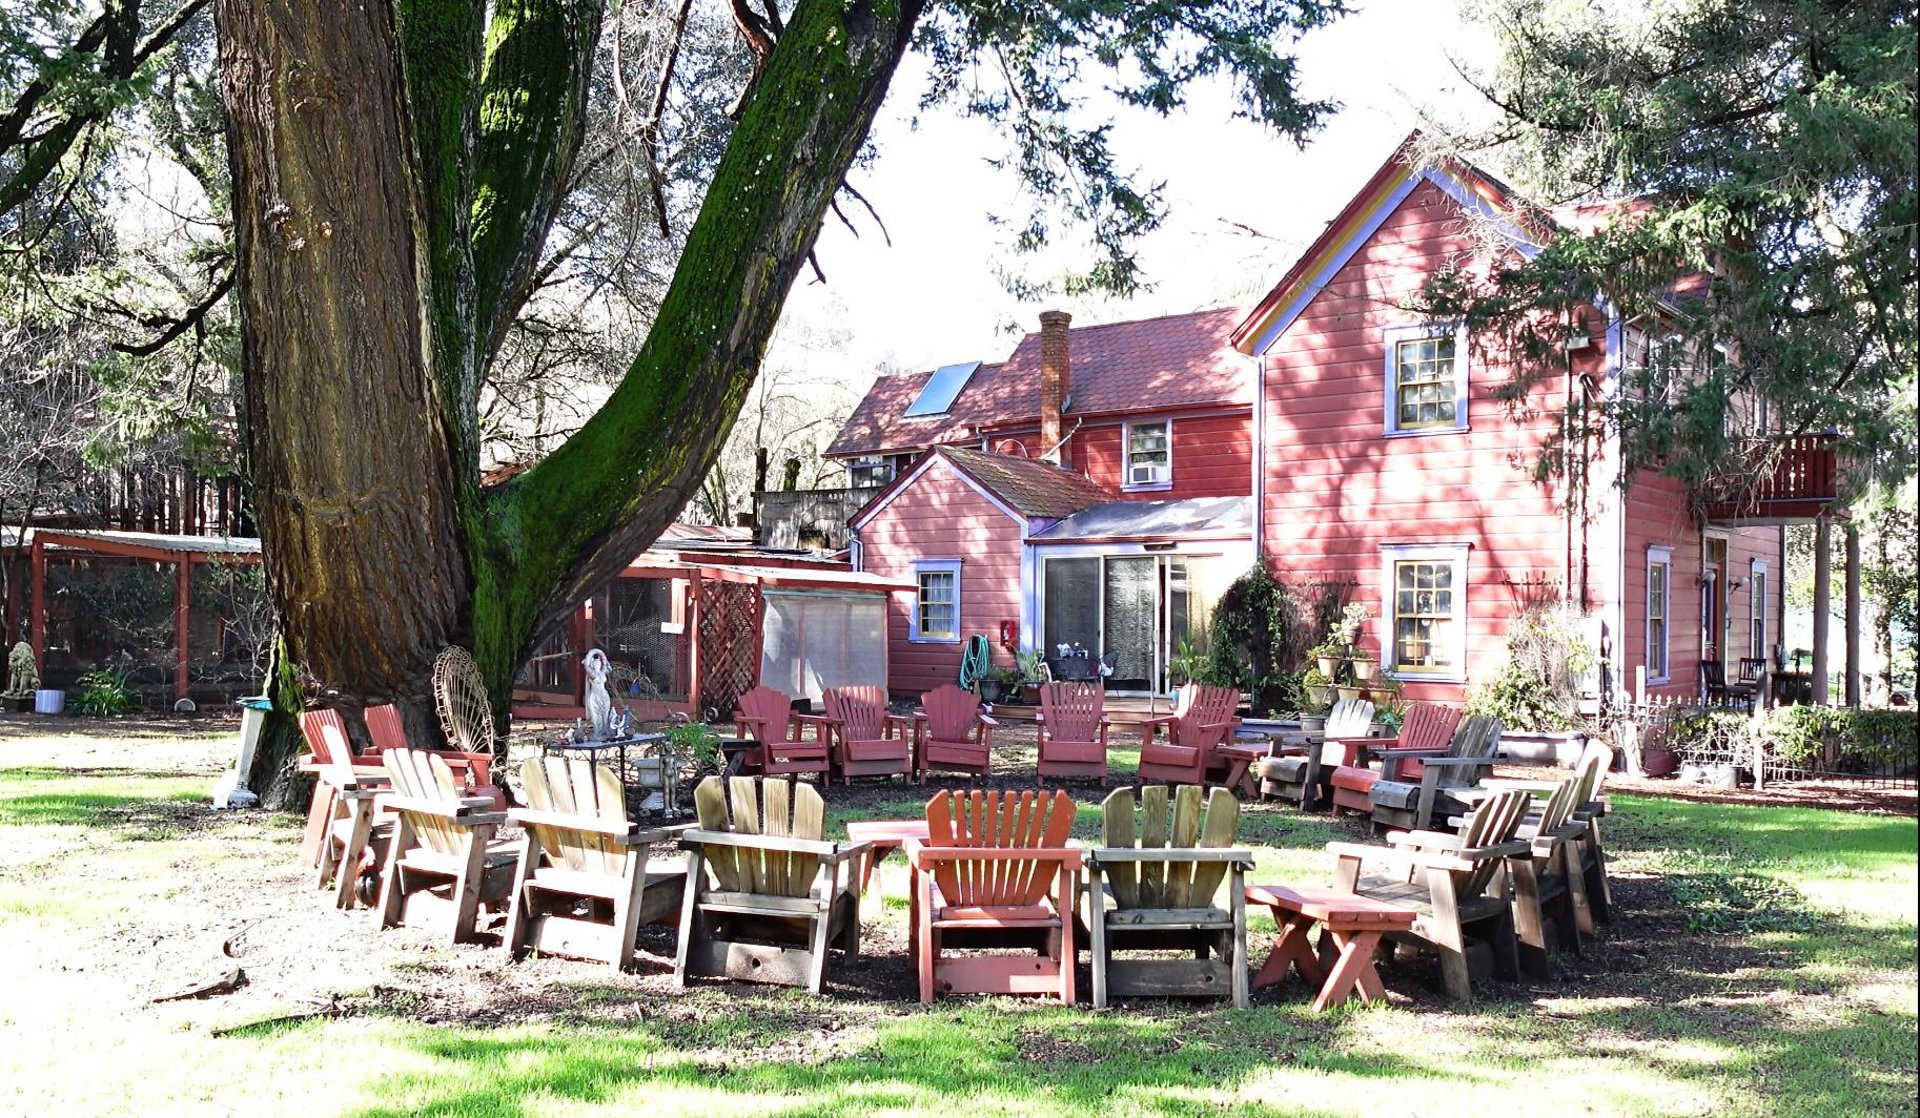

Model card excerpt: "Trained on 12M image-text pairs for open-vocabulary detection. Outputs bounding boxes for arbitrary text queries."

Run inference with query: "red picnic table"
[1247,883,1417,1011]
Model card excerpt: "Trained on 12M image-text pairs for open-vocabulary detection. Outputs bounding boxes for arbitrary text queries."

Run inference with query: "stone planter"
[2,694,30,713]
[979,679,1005,703]
[1298,714,1326,733]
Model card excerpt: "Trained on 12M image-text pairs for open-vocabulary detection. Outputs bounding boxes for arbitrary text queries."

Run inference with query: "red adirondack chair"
[298,709,385,868]
[815,685,912,784]
[1137,682,1242,786]
[915,685,995,781]
[1036,681,1110,784]
[731,685,831,779]
[365,702,503,810]
[1327,702,1462,815]
[906,789,1083,1004]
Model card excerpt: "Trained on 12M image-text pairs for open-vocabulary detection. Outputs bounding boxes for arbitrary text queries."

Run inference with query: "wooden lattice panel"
[697,581,759,718]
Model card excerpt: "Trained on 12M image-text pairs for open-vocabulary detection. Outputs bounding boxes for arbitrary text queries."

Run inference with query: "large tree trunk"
[217,0,922,780]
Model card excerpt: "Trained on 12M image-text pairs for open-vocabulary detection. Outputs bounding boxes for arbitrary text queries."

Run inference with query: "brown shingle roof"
[932,446,1114,520]
[827,307,1249,458]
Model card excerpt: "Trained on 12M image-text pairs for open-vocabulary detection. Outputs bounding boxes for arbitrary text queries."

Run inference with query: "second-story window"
[1124,420,1172,489]
[1383,324,1468,436]
[848,456,895,488]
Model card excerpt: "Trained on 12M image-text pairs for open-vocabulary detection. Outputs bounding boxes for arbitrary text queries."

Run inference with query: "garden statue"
[582,648,613,740]
[4,642,38,698]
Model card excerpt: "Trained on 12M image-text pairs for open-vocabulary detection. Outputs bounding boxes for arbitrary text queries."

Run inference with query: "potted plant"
[1016,649,1048,704]
[981,665,1022,704]
[1310,640,1344,681]
[1350,648,1379,682]
[1300,668,1335,711]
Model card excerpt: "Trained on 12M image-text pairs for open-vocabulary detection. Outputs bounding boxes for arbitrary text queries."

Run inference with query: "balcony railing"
[754,486,886,549]
[1699,434,1840,524]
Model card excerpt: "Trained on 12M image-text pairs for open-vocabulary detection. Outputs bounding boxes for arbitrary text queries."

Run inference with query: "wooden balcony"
[1698,434,1840,525]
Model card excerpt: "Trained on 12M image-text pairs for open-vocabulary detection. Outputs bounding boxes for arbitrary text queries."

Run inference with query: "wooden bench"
[1246,883,1416,1011]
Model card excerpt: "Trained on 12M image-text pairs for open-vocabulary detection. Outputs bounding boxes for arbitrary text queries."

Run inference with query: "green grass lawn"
[1,736,1913,1118]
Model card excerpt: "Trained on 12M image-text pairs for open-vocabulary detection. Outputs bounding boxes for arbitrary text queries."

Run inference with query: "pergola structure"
[3,527,261,704]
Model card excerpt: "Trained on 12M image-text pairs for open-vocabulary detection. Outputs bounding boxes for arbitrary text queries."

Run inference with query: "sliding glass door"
[1040,553,1216,693]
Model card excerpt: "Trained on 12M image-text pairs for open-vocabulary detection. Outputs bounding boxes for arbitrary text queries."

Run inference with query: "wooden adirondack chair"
[365,702,504,810]
[906,789,1083,1004]
[375,748,516,944]
[1325,788,1535,1003]
[1137,682,1242,786]
[1323,702,1461,814]
[675,776,869,993]
[1085,786,1253,1008]
[1035,682,1110,784]
[504,757,690,971]
[1258,698,1374,810]
[1363,715,1505,832]
[730,685,830,779]
[301,711,390,909]
[812,685,913,785]
[1461,737,1615,926]
[915,684,995,781]
[298,708,386,870]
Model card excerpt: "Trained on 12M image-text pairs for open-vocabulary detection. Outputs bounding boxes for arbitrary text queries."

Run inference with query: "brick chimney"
[1038,310,1072,463]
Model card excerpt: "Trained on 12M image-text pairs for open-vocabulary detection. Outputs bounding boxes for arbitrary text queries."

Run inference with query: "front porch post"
[175,559,192,704]
[1811,515,1832,704]
[1844,521,1862,709]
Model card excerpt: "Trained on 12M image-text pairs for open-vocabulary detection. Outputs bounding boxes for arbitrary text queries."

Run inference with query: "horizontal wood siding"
[1259,178,1595,701]
[856,460,1024,698]
[1071,412,1252,499]
[1622,471,1783,699]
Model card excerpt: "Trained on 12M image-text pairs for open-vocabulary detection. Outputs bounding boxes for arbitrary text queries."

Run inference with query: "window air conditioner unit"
[1129,464,1164,486]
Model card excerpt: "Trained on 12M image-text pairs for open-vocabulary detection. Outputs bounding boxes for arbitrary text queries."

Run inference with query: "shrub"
[73,666,137,717]
[667,720,721,774]
[1664,706,1918,775]
[1466,661,1576,731]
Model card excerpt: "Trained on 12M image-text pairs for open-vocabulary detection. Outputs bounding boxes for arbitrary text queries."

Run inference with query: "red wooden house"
[835,133,1838,706]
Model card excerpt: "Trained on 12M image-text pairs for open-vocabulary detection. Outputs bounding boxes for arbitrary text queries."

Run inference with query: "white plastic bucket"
[33,689,64,715]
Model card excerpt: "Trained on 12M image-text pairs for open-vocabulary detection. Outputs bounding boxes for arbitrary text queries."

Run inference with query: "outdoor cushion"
[1142,742,1201,768]
[1330,767,1380,795]
[1367,780,1422,812]
[1261,756,1311,783]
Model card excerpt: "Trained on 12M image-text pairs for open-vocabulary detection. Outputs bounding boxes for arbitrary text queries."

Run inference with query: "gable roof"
[827,307,1249,459]
[851,445,1115,530]
[1230,131,1559,356]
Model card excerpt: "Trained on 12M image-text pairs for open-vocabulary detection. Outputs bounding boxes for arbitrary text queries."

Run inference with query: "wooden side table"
[844,819,930,894]
[1247,883,1416,1011]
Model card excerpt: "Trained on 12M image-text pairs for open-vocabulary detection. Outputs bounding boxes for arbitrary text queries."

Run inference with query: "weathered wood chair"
[1324,702,1461,814]
[302,712,389,909]
[1325,788,1535,1003]
[1085,785,1254,1008]
[731,685,831,780]
[504,757,690,971]
[674,776,869,993]
[376,748,516,944]
[365,701,503,810]
[813,685,913,785]
[906,789,1083,1004]
[1036,681,1110,785]
[915,684,995,781]
[1461,737,1616,926]
[1363,715,1505,831]
[1137,682,1242,787]
[1259,698,1374,810]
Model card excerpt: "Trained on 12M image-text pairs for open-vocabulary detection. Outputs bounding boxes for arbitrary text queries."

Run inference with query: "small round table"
[1246,883,1416,1011]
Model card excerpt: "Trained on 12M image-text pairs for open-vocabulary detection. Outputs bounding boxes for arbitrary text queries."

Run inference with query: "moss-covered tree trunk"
[216,0,922,779]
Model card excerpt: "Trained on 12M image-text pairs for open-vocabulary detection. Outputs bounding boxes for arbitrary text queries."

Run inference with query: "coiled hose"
[958,633,992,692]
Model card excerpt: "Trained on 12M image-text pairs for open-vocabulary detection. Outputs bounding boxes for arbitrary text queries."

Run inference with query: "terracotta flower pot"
[1351,658,1378,682]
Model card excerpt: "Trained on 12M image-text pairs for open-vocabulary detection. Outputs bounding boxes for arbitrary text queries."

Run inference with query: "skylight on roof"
[903,361,980,417]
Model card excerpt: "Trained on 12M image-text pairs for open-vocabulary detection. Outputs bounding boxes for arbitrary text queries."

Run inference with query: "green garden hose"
[958,633,992,691]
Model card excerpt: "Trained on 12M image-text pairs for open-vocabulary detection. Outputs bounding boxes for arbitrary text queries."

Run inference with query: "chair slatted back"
[924,789,1074,908]
[824,686,889,743]
[1453,788,1531,899]
[1736,658,1766,685]
[1100,785,1240,911]
[922,685,981,743]
[299,709,356,766]
[365,703,409,753]
[1040,682,1104,743]
[691,775,826,900]
[520,756,630,876]
[735,685,798,744]
[1398,703,1462,750]
[1324,699,1375,739]
[1568,738,1613,807]
[1171,683,1240,747]
[383,748,466,857]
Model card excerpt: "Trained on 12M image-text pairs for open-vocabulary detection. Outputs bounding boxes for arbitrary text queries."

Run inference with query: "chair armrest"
[1417,756,1499,769]
[1324,840,1478,874]
[510,809,652,841]
[382,794,506,824]
[1384,829,1464,851]
[906,843,1086,871]
[680,828,858,860]
[1088,847,1255,869]
[978,713,999,728]
[1141,715,1177,728]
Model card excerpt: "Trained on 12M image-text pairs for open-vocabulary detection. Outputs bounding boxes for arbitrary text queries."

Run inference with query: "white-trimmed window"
[1750,561,1768,660]
[911,560,961,642]
[1381,544,1469,680]
[1123,420,1172,490]
[848,456,895,488]
[1646,546,1673,682]
[1384,323,1469,435]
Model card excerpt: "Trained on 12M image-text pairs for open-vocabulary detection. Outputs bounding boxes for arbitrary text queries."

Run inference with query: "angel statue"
[582,648,613,741]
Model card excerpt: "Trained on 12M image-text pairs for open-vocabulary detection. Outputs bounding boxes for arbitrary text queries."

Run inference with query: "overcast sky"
[770,0,1502,388]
